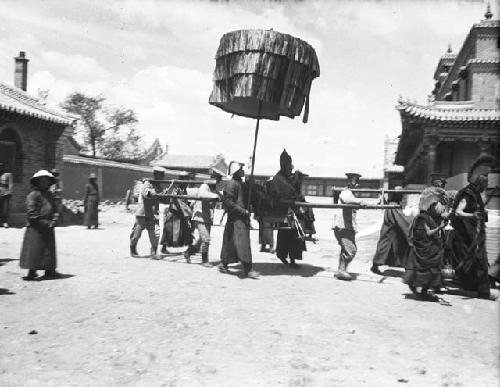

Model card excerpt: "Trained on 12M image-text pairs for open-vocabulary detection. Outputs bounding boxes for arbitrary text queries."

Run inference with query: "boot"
[183,247,192,264]
[160,245,168,254]
[243,263,260,279]
[23,269,38,281]
[218,263,229,273]
[150,246,160,259]
[130,245,139,257]
[201,252,211,267]
[335,258,352,281]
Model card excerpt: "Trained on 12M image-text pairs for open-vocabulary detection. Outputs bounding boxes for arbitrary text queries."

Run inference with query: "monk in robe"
[371,191,411,274]
[403,187,447,301]
[219,162,259,279]
[450,155,497,300]
[269,150,305,267]
[83,173,99,229]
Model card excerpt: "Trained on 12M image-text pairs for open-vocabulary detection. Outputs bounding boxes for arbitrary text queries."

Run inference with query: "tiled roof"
[396,100,500,121]
[153,154,225,170]
[64,155,187,175]
[467,58,500,65]
[0,81,73,125]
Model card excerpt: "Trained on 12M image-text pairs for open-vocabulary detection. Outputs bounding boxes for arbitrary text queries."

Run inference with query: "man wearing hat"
[83,173,100,229]
[0,162,13,228]
[269,150,306,266]
[130,166,166,257]
[219,161,259,279]
[20,170,60,280]
[183,167,224,265]
[332,172,367,280]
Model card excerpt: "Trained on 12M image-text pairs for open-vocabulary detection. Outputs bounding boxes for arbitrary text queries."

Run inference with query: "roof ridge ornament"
[484,2,493,20]
[447,43,452,53]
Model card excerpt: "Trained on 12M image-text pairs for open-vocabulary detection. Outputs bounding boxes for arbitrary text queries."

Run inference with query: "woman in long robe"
[20,170,59,280]
[403,188,446,301]
[371,193,411,274]
[83,173,99,229]
[450,178,491,298]
[160,185,192,252]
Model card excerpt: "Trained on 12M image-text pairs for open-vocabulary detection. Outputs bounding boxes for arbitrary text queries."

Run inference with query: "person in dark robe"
[219,161,259,279]
[269,150,305,267]
[83,173,99,229]
[20,170,60,280]
[160,175,193,255]
[403,187,447,301]
[371,190,411,274]
[449,155,498,300]
[50,168,63,226]
[0,162,13,228]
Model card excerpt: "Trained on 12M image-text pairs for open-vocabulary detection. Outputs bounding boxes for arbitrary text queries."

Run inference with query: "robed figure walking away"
[449,155,498,300]
[20,170,60,281]
[83,173,99,229]
[219,162,259,279]
[371,190,411,275]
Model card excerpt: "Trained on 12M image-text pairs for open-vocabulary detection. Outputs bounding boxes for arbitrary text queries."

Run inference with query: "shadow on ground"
[0,258,18,267]
[38,273,75,281]
[0,288,15,295]
[252,262,325,277]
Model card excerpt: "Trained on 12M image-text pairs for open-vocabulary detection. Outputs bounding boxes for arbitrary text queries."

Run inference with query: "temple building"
[395,6,499,192]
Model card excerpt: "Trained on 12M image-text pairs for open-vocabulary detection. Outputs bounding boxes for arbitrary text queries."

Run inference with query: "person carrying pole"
[130,166,167,258]
[332,172,367,281]
[183,167,225,266]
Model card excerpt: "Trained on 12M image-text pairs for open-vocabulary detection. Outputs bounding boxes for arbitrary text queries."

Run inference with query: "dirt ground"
[0,203,498,387]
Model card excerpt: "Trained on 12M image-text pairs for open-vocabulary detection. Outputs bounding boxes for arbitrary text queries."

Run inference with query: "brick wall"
[471,71,500,108]
[0,120,67,224]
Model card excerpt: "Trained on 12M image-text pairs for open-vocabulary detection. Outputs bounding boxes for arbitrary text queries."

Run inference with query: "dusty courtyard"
[1,204,498,387]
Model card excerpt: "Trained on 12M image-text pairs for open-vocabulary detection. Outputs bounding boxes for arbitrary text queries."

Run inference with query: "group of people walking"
[370,159,499,301]
[14,151,499,301]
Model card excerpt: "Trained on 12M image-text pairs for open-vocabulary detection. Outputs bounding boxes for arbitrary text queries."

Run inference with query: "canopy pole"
[247,100,263,210]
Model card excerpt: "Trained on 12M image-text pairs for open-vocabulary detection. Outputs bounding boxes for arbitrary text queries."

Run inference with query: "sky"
[0,0,496,177]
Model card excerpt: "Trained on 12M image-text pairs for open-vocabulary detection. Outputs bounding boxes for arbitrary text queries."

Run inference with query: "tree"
[60,92,142,159]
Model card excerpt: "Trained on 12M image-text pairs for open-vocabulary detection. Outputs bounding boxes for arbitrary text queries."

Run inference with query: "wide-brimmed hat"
[30,170,56,186]
[228,161,244,176]
[88,173,97,180]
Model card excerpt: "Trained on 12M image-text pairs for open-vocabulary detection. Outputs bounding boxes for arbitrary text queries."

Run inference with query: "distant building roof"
[64,154,190,175]
[396,100,500,122]
[0,80,74,126]
[152,153,227,174]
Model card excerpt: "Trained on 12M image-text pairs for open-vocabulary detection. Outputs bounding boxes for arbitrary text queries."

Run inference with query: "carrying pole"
[247,100,263,209]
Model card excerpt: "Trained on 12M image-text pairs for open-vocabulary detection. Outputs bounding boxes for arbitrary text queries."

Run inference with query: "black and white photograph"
[0,0,499,385]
